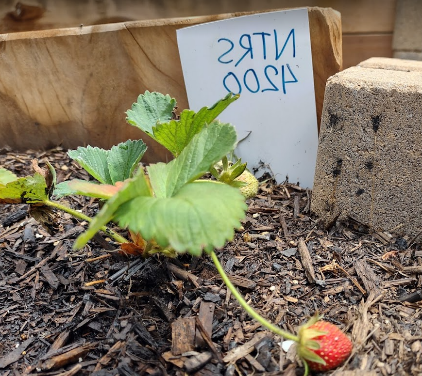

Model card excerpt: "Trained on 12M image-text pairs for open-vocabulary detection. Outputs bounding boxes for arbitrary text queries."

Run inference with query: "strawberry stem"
[44,199,129,244]
[303,360,310,376]
[210,251,300,342]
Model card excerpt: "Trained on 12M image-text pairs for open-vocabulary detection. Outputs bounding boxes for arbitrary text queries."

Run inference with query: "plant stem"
[44,199,129,244]
[210,250,299,342]
[303,360,310,376]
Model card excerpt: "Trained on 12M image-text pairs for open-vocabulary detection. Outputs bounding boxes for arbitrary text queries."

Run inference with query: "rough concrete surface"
[394,51,422,61]
[393,0,422,59]
[311,58,422,241]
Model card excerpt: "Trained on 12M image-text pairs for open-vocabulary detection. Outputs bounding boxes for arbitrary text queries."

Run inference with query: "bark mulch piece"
[0,148,422,375]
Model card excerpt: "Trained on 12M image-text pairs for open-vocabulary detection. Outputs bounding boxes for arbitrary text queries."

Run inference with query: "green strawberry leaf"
[145,162,167,199]
[114,180,247,256]
[151,110,196,157]
[68,146,110,184]
[191,93,239,134]
[126,91,176,136]
[148,121,237,198]
[53,181,75,198]
[0,173,48,204]
[53,180,121,199]
[152,93,239,156]
[0,168,18,185]
[108,140,147,184]
[74,169,152,249]
[74,122,244,253]
[68,139,147,185]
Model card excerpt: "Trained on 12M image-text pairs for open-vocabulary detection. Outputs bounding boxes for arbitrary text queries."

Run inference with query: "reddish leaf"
[120,242,145,256]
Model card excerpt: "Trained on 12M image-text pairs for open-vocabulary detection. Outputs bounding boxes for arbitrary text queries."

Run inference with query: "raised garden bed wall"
[1,0,395,69]
[0,8,341,158]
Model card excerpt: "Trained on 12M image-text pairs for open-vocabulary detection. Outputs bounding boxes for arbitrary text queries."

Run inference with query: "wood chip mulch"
[0,147,421,376]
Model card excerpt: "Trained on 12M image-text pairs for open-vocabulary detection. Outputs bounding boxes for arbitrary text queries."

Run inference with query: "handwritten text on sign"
[218,29,298,95]
[177,9,318,188]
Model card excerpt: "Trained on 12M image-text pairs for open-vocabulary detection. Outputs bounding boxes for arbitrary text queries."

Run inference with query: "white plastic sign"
[177,8,318,188]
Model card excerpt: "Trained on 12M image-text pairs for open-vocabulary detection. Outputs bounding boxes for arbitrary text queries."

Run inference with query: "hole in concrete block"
[328,110,341,130]
[364,160,374,170]
[356,188,365,196]
[371,114,381,132]
[332,158,343,176]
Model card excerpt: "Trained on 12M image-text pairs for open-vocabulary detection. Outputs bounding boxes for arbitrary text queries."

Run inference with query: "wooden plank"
[325,0,396,33]
[194,316,223,362]
[308,7,342,131]
[0,8,341,154]
[0,0,396,34]
[195,301,215,348]
[297,238,316,284]
[171,317,196,355]
[354,259,383,297]
[223,331,270,363]
[40,342,98,371]
[343,33,393,69]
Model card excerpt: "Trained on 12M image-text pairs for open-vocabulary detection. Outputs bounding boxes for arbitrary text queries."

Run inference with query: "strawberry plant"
[0,159,128,243]
[0,91,352,374]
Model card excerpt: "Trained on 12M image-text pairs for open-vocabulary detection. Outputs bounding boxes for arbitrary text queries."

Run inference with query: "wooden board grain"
[0,0,395,34]
[171,317,196,355]
[308,7,342,130]
[0,8,341,157]
[343,34,393,69]
[0,20,187,160]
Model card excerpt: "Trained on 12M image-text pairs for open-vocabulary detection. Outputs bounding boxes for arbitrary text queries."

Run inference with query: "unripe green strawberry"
[297,318,353,373]
[234,169,259,199]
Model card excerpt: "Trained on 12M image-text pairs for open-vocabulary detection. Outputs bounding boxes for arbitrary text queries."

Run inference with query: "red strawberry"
[297,316,353,373]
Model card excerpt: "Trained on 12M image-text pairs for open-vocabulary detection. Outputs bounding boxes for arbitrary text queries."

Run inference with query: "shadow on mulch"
[0,148,421,376]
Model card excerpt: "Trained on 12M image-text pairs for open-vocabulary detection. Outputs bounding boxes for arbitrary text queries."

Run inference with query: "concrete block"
[393,0,422,60]
[311,58,422,241]
[358,57,422,72]
[394,51,422,61]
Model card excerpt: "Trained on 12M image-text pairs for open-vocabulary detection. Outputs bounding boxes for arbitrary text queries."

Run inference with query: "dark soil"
[1,147,422,376]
